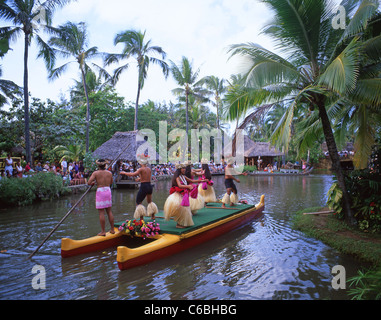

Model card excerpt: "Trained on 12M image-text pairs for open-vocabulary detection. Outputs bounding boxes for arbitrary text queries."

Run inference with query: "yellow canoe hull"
[117,195,265,270]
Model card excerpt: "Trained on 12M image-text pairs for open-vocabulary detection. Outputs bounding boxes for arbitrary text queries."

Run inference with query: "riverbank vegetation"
[0,172,70,207]
[293,207,381,300]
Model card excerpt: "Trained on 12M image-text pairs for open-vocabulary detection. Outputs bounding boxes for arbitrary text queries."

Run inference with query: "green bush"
[348,267,381,300]
[243,165,257,172]
[0,176,36,206]
[347,169,381,233]
[0,172,70,207]
[327,146,381,233]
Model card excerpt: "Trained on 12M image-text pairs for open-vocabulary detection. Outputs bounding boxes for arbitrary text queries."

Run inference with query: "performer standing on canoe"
[88,159,115,236]
[120,155,158,220]
[164,163,208,229]
[184,161,205,214]
[222,158,248,208]
[198,159,217,204]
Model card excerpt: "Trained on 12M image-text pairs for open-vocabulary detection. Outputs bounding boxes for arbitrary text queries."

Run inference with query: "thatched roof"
[93,131,160,162]
[225,135,284,158]
[245,141,284,158]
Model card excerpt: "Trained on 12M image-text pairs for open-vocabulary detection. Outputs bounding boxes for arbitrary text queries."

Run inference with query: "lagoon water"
[0,174,365,300]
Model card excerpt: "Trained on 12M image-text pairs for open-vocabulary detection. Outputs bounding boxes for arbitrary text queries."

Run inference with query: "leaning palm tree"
[228,0,381,225]
[47,21,110,152]
[170,57,206,135]
[0,0,73,162]
[105,29,169,131]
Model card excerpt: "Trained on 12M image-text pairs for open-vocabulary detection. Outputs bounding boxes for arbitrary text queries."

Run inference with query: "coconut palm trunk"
[80,66,91,152]
[317,98,355,225]
[23,31,31,163]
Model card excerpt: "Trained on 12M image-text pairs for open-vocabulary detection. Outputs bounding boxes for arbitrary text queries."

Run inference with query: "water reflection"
[0,174,366,300]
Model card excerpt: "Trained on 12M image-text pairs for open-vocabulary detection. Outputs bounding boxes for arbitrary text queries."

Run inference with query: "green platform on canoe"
[115,202,257,236]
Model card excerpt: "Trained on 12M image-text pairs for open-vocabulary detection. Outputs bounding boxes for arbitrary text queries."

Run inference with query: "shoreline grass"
[292,207,381,267]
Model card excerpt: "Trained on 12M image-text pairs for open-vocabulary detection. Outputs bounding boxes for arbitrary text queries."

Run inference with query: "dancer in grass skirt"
[164,163,208,229]
[198,159,217,204]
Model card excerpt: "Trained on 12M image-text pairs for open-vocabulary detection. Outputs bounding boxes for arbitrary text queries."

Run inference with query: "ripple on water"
[0,175,364,300]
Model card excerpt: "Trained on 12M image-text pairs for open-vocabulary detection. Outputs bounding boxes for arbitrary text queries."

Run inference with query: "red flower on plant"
[370,202,376,207]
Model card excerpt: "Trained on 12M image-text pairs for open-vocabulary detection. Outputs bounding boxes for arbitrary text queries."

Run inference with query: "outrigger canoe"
[61,195,265,271]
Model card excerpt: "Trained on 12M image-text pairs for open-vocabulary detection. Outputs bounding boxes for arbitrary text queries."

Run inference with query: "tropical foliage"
[105,29,169,131]
[47,21,110,152]
[227,0,381,225]
[0,172,70,207]
[0,0,74,163]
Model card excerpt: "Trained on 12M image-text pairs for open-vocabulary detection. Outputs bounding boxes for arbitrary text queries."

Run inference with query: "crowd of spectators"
[0,155,89,186]
[115,160,226,181]
[2,154,227,186]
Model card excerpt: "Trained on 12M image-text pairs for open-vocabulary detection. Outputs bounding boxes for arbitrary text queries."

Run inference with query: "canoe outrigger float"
[61,195,265,271]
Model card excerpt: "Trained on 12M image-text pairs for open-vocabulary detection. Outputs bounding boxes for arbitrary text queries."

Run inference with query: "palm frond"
[340,0,379,42]
[353,105,376,169]
[318,37,361,94]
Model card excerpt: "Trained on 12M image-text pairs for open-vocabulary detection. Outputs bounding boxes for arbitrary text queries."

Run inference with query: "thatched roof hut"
[92,131,159,163]
[227,135,284,167]
[244,141,284,158]
[244,137,284,168]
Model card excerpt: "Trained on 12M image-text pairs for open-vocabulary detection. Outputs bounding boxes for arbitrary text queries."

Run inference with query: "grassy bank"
[292,207,381,266]
[0,173,71,207]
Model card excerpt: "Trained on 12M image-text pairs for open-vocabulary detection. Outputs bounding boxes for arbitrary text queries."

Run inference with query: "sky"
[0,0,276,108]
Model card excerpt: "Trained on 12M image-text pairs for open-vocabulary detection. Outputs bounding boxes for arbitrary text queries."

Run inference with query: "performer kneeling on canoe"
[164,163,208,229]
[120,155,158,220]
[88,159,115,236]
[222,158,248,208]
[198,159,217,204]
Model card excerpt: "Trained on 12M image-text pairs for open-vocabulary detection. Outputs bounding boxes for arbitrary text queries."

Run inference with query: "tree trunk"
[23,32,31,163]
[185,86,189,135]
[134,80,141,131]
[81,67,90,153]
[216,95,220,130]
[317,99,356,225]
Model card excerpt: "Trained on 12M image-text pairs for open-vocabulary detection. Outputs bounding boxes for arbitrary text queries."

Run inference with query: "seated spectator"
[35,162,43,172]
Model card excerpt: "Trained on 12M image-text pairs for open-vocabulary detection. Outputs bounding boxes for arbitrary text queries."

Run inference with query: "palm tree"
[53,144,85,162]
[105,29,169,131]
[170,57,206,135]
[198,75,226,129]
[47,21,110,152]
[228,0,381,225]
[0,0,73,162]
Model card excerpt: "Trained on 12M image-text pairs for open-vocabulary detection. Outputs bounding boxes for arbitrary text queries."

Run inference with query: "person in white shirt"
[61,157,68,174]
[5,154,13,175]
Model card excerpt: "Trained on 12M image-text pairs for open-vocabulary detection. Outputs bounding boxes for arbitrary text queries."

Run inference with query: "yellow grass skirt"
[164,192,194,227]
[198,184,217,203]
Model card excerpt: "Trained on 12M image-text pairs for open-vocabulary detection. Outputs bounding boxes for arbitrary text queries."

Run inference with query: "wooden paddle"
[27,143,131,260]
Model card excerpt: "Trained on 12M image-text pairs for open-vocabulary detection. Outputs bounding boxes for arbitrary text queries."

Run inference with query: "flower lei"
[119,219,160,239]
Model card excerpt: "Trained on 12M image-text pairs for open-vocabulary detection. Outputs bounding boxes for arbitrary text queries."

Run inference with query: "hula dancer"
[222,158,248,208]
[164,163,208,229]
[88,159,115,236]
[184,161,205,214]
[198,159,217,204]
[120,155,158,220]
